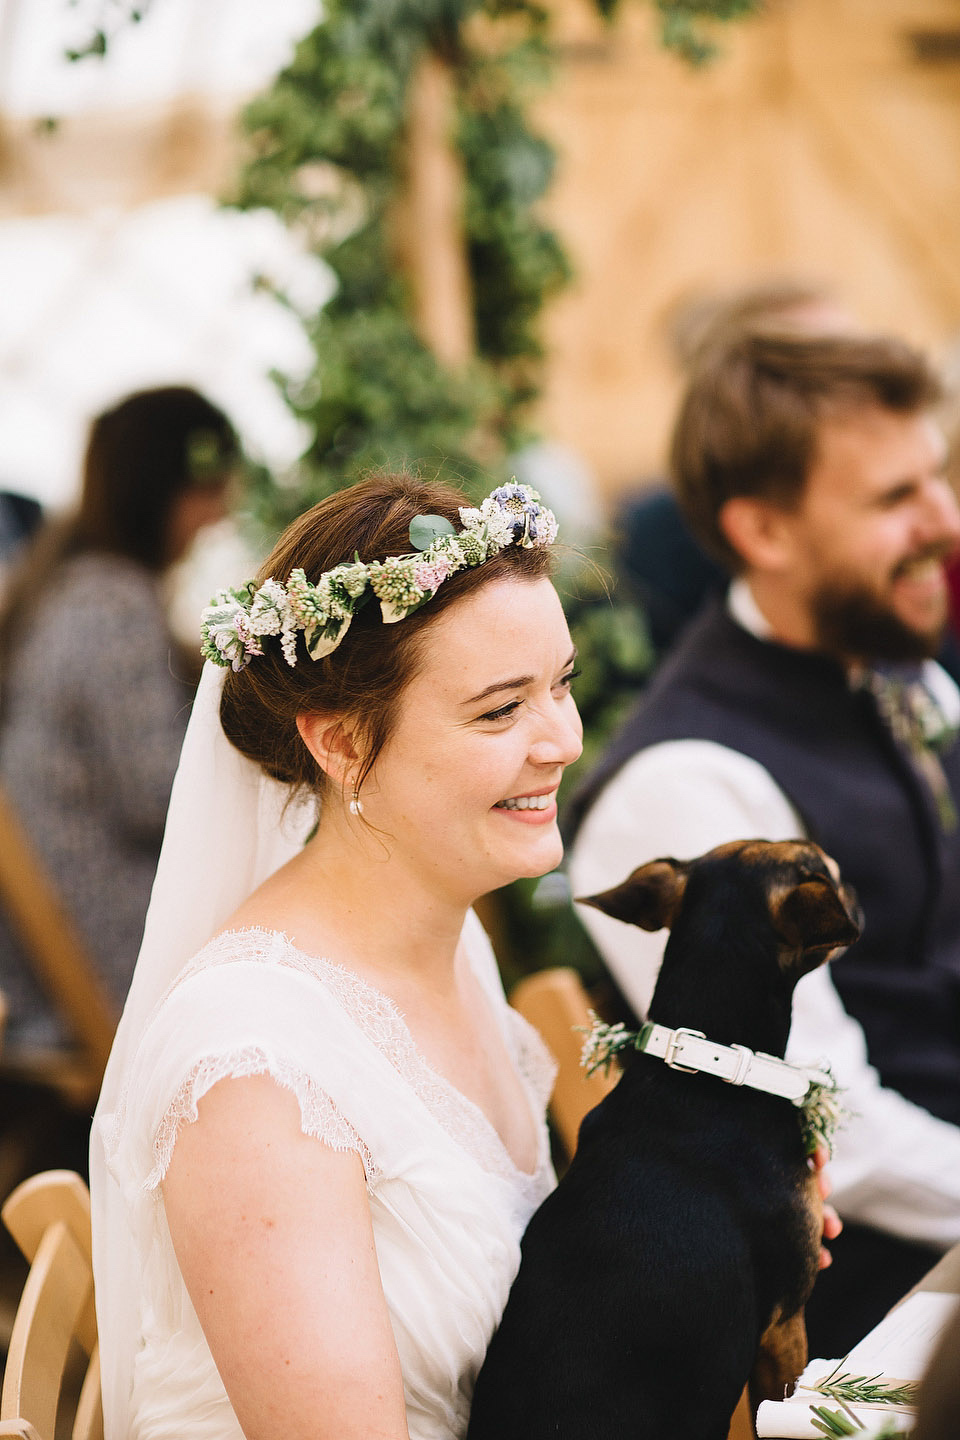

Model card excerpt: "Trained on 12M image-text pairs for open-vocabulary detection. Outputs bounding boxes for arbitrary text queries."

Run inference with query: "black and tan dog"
[467,839,861,1440]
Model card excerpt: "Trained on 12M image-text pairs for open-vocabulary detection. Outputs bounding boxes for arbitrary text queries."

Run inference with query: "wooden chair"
[510,965,619,1159]
[511,966,755,1440]
[0,788,118,1108]
[0,1170,101,1440]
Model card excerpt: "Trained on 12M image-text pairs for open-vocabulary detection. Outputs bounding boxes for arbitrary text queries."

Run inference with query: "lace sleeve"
[145,1045,378,1192]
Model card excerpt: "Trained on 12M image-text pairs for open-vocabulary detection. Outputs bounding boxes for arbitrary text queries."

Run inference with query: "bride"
[90,472,583,1440]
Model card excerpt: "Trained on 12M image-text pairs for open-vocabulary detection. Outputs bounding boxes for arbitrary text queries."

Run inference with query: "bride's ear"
[296,712,361,786]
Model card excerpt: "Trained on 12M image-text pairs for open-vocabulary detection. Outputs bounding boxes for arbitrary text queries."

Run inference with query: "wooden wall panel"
[533,0,960,495]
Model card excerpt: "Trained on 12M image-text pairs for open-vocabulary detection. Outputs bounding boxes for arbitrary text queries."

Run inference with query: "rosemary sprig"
[813,1361,918,1409]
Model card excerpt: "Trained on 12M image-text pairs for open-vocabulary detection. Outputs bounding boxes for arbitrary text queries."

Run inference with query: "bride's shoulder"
[187,925,297,971]
[158,925,382,1029]
[144,928,337,1031]
[154,926,294,993]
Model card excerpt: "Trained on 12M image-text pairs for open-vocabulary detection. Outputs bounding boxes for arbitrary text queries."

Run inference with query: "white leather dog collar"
[635,1021,831,1106]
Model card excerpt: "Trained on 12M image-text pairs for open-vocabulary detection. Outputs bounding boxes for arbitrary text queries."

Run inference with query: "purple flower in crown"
[413,556,453,595]
[484,482,557,548]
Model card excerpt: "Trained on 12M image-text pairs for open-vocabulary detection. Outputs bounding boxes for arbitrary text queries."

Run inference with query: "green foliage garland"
[66,0,760,983]
[227,0,761,521]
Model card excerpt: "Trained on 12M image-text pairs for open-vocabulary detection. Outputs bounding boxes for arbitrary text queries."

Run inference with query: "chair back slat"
[1,1223,91,1439]
[0,1171,101,1440]
[2,1172,91,1268]
[71,1345,103,1440]
[510,966,619,1158]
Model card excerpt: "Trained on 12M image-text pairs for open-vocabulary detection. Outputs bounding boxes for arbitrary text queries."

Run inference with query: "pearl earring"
[349,785,364,817]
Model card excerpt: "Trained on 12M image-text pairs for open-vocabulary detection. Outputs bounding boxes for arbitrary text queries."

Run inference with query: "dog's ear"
[579,859,689,932]
[772,877,862,954]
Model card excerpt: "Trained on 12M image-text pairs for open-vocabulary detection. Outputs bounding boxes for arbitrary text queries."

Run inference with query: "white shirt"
[568,582,960,1249]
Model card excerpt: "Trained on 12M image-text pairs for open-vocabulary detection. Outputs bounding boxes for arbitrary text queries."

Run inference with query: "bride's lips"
[493,788,559,824]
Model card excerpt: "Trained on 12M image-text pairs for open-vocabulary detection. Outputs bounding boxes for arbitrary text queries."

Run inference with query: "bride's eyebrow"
[463,675,535,706]
[462,649,577,706]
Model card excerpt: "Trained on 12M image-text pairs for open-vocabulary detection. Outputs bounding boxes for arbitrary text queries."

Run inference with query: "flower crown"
[200,482,559,671]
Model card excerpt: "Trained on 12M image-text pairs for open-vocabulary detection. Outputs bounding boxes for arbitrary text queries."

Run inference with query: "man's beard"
[810,577,946,663]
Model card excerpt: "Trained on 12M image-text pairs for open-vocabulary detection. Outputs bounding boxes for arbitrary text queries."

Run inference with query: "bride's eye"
[478,699,522,723]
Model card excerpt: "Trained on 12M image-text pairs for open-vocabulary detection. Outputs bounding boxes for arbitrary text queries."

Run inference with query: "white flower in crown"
[247,577,289,636]
[429,533,469,574]
[200,589,263,672]
[479,504,518,550]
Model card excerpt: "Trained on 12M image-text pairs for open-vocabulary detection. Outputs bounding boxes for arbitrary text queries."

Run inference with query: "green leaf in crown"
[409,514,456,551]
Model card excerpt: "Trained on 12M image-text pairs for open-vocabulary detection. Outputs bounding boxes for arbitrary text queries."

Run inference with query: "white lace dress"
[98,913,556,1440]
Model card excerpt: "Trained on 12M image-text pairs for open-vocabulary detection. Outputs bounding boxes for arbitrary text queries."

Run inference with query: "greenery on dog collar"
[798,1070,845,1158]
[579,1013,846,1158]
[579,1013,640,1076]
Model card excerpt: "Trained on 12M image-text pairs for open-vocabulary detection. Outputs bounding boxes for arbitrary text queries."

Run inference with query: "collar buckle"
[663,1026,706,1073]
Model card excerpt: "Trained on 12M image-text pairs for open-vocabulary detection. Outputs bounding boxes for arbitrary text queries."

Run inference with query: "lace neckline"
[177,926,553,1188]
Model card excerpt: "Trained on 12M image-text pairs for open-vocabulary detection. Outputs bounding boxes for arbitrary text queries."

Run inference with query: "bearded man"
[568,331,960,1356]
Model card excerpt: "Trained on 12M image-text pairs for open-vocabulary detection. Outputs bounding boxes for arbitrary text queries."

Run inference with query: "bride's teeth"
[497,794,551,811]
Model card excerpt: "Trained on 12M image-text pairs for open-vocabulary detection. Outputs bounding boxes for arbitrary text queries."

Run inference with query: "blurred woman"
[0,386,239,1054]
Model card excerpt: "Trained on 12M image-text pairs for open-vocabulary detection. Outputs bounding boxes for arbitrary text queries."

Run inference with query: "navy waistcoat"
[567,602,960,1124]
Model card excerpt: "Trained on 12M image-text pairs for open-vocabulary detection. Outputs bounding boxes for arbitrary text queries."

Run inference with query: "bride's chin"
[505,836,565,885]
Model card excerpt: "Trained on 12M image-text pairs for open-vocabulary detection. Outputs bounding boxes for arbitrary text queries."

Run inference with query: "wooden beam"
[397,49,474,368]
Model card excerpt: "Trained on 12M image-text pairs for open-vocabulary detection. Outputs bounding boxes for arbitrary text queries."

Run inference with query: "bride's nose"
[528,701,583,769]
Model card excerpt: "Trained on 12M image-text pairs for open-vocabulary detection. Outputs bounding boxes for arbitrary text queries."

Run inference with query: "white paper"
[846,1290,959,1379]
[755,1291,959,1437]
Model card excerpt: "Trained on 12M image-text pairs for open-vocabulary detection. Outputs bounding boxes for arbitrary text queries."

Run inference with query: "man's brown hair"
[670,332,943,571]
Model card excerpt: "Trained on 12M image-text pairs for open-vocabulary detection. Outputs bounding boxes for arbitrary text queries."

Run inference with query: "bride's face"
[360,576,583,903]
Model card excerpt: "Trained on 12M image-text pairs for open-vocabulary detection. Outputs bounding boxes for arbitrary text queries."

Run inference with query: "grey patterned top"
[0,553,193,1051]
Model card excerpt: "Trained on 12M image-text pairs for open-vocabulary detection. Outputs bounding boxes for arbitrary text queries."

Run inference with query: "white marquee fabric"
[0,0,327,509]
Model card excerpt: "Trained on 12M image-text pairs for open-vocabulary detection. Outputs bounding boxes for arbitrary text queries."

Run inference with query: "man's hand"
[810,1143,842,1269]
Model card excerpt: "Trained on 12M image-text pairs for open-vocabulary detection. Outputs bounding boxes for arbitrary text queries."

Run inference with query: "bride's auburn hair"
[219,472,555,797]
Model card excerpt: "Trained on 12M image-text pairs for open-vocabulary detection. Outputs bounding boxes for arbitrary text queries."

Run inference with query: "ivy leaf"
[409,514,456,551]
